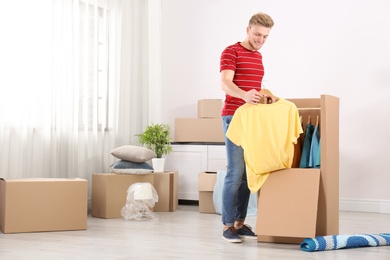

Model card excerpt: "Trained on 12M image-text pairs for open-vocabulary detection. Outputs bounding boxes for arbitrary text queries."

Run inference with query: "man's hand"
[243,89,261,104]
[244,90,278,104]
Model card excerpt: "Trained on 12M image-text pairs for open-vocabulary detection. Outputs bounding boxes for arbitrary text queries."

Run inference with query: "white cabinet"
[165,144,226,200]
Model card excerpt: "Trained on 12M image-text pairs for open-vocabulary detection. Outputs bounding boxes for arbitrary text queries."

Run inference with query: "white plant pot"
[152,158,165,173]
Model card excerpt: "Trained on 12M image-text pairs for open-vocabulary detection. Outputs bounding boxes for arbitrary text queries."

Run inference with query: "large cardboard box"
[198,172,217,213]
[0,178,88,234]
[256,95,339,244]
[91,171,178,219]
[174,118,224,143]
[198,99,222,118]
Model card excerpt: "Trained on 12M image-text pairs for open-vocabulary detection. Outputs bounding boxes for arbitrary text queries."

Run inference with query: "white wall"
[161,0,390,212]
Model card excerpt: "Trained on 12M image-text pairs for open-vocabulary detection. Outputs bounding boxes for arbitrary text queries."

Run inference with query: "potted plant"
[136,123,173,172]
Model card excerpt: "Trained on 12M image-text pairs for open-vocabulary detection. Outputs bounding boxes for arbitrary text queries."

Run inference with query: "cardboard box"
[91,171,178,219]
[256,95,339,244]
[174,118,225,143]
[198,99,222,118]
[0,178,88,234]
[198,172,217,213]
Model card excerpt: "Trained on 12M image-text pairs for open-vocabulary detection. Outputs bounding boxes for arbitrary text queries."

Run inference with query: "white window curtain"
[0,0,156,180]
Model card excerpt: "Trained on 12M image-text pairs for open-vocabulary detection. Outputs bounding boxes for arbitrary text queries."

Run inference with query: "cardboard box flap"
[257,169,320,238]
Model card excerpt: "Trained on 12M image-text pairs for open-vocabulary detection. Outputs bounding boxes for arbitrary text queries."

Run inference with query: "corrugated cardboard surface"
[0,178,88,234]
[197,99,222,118]
[175,118,224,143]
[91,172,178,219]
[198,172,217,213]
[256,169,320,242]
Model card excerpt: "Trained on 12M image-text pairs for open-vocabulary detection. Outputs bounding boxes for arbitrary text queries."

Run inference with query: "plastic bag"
[121,182,159,221]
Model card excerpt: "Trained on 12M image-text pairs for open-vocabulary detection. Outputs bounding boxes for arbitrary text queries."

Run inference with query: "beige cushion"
[111,145,156,163]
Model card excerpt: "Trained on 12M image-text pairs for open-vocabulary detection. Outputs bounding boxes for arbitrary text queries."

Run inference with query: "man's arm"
[220,70,262,104]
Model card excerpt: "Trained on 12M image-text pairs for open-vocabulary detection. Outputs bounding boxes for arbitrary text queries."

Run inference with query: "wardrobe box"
[256,95,339,244]
[197,99,222,118]
[174,118,224,143]
[91,171,178,219]
[198,172,217,213]
[0,178,88,234]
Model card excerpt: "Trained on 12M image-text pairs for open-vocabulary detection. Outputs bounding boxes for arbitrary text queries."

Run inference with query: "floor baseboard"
[340,198,390,214]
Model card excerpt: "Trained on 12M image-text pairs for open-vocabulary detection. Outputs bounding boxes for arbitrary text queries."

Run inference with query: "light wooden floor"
[0,205,389,259]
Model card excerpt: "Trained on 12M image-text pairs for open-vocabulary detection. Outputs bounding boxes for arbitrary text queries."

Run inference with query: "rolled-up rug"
[300,233,390,252]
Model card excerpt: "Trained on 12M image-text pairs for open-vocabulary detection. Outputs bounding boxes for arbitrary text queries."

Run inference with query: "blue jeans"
[221,116,251,226]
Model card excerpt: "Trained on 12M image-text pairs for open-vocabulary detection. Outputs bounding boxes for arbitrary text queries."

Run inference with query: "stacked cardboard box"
[198,172,217,213]
[91,171,178,219]
[0,178,88,234]
[197,99,222,118]
[175,99,225,143]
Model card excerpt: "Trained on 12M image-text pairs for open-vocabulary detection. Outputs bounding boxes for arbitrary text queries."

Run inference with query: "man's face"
[246,25,271,51]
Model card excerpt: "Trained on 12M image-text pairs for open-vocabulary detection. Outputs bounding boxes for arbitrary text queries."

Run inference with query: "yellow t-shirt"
[226,98,303,193]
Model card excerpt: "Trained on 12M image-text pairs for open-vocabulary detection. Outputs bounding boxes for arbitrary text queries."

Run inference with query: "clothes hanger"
[259,88,278,104]
[316,115,320,127]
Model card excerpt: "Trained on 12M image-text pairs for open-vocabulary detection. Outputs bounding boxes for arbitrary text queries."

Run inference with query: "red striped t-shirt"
[220,42,264,116]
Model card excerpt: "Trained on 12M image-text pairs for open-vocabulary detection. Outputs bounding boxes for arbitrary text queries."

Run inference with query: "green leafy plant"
[136,123,173,158]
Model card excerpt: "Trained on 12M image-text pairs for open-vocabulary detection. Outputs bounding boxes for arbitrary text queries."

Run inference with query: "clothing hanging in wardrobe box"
[256,94,339,244]
[296,109,321,169]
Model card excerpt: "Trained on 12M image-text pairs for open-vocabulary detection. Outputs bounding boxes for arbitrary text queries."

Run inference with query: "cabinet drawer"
[207,145,226,159]
[207,159,227,172]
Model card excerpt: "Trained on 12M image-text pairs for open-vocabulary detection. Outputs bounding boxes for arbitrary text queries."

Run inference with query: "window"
[79,1,109,131]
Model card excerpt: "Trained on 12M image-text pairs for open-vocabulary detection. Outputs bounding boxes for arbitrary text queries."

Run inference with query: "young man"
[220,12,274,243]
